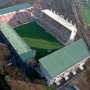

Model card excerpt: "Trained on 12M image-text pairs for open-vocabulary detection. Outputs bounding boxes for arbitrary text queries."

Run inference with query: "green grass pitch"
[15,22,63,60]
[81,4,90,24]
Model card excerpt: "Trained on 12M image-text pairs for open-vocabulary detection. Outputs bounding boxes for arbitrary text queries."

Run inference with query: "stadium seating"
[62,39,67,44]
[37,17,69,45]
[14,21,20,26]
[60,27,71,38]
[0,9,33,25]
[0,16,4,23]
[52,31,59,37]
[41,13,72,40]
[19,19,24,24]
[0,7,72,45]
[23,10,34,19]
[20,12,25,18]
[10,13,18,21]
[7,13,14,21]
[9,22,17,28]
[25,11,31,17]
[19,18,31,24]
[7,14,13,21]
[37,19,68,44]
[3,15,9,22]
[57,35,67,44]
[22,10,29,18]
[39,13,73,44]
[42,14,53,23]
[38,20,48,29]
[16,12,22,20]
[38,20,53,33]
[9,17,31,27]
[9,21,20,27]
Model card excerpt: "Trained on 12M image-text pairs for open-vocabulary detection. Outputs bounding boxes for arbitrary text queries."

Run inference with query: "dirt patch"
[78,60,90,90]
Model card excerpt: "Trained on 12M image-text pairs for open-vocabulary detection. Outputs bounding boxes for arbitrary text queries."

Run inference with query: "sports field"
[15,22,63,60]
[81,4,90,24]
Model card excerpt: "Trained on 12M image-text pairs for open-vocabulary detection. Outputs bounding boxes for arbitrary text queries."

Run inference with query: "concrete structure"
[0,3,89,89]
[0,3,36,73]
[39,39,90,86]
[0,23,35,71]
[0,3,33,25]
[40,9,77,45]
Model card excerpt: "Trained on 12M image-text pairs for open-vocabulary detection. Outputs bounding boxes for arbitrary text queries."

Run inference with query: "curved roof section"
[39,39,90,78]
[0,23,34,62]
[0,3,31,15]
[41,9,77,32]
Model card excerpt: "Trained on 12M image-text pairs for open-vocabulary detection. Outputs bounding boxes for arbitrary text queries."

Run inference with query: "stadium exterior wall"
[39,64,53,85]
[0,27,35,72]
[66,29,77,45]
[39,56,90,86]
[37,9,77,45]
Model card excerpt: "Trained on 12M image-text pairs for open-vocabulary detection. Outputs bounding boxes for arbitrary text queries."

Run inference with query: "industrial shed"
[39,39,90,86]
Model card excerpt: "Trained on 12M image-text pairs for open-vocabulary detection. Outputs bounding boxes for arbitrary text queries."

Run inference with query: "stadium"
[0,3,90,88]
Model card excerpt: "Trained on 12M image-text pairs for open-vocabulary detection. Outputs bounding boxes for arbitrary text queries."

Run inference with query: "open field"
[81,4,90,24]
[15,22,63,60]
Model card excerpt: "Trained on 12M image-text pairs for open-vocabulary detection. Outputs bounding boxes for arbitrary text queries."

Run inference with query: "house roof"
[41,9,77,32]
[0,3,31,15]
[39,39,90,78]
[0,23,34,62]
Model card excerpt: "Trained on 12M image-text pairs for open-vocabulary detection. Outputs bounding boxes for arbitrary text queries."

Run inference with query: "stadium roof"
[41,9,77,31]
[0,3,31,15]
[39,39,90,78]
[0,23,34,62]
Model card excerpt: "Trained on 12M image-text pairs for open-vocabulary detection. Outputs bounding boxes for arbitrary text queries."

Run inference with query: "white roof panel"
[41,9,77,31]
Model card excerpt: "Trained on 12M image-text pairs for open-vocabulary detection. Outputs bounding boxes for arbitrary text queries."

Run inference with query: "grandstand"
[0,3,33,27]
[0,23,35,69]
[37,9,77,45]
[0,3,37,71]
[39,39,90,86]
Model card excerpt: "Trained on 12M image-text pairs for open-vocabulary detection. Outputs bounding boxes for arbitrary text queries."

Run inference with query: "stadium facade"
[39,39,90,86]
[0,3,89,88]
[0,3,36,71]
[0,23,35,71]
[0,3,33,27]
[33,8,77,45]
[41,9,77,45]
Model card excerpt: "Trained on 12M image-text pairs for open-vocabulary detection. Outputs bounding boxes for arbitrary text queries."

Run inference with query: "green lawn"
[43,85,55,90]
[81,4,90,24]
[15,22,63,60]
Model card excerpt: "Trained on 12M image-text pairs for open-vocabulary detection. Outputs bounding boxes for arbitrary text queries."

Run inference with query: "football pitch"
[15,22,63,60]
[81,4,90,24]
